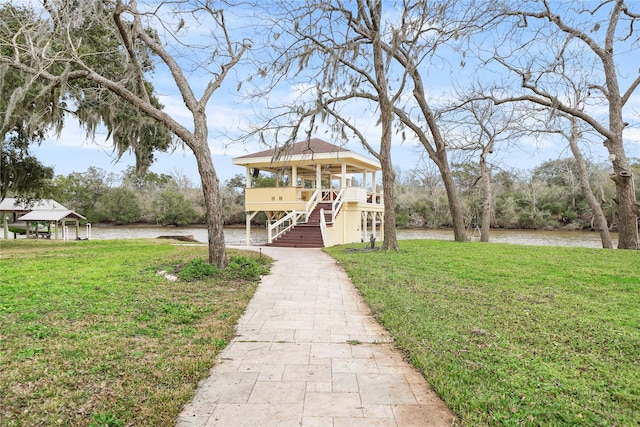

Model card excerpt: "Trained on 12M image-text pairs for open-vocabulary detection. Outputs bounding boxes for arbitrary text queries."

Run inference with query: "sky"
[22,1,640,187]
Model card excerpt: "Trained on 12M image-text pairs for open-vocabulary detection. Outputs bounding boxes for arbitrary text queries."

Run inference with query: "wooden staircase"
[268,202,333,248]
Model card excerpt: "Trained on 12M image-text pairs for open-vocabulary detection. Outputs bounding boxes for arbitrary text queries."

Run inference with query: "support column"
[246,167,252,188]
[266,212,273,244]
[316,164,322,189]
[341,163,347,189]
[362,211,368,242]
[371,171,377,196]
[3,214,8,239]
[291,166,297,187]
[245,212,252,246]
[372,212,377,239]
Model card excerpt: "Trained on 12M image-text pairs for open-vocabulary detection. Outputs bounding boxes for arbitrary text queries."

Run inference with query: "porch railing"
[304,189,321,221]
[331,189,344,223]
[319,208,327,244]
[268,210,306,243]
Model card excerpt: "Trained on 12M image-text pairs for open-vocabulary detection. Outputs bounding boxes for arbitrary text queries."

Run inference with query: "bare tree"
[526,109,615,248]
[249,0,403,249]
[0,1,250,266]
[250,0,495,245]
[443,100,522,241]
[485,0,639,249]
[563,116,614,248]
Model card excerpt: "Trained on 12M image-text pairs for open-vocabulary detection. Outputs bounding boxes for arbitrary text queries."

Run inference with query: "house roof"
[17,210,86,222]
[232,138,381,175]
[235,138,350,160]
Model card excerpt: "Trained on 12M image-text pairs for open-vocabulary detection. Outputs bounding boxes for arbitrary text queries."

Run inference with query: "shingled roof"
[1,197,85,222]
[0,198,67,212]
[235,138,349,159]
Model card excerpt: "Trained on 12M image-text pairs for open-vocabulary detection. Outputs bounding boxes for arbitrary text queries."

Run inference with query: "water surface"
[84,225,617,249]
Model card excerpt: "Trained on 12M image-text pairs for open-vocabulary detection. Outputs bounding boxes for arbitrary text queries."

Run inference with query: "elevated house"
[232,138,384,248]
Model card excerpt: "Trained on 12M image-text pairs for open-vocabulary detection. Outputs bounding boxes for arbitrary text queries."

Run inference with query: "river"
[77,224,617,249]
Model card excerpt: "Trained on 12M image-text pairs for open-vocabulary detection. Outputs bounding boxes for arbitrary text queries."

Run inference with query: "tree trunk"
[606,121,639,249]
[371,2,399,251]
[479,153,492,242]
[190,109,227,267]
[436,154,468,242]
[381,155,399,250]
[567,121,613,249]
[406,68,468,242]
[606,135,639,249]
[601,25,638,249]
[612,170,639,249]
[193,144,227,268]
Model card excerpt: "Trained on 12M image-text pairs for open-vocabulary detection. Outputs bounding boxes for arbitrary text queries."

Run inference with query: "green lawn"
[326,240,639,426]
[0,239,268,426]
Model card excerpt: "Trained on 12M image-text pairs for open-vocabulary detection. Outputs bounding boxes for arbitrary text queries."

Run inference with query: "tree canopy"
[0,3,173,200]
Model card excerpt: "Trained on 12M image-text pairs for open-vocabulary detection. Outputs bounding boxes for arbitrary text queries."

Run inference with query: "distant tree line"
[46,157,639,232]
[49,167,202,226]
[396,158,640,232]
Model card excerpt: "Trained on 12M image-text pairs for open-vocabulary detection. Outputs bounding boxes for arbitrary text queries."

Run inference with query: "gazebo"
[232,138,384,248]
[1,198,87,240]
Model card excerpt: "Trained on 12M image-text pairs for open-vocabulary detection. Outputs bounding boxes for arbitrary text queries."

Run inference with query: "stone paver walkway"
[176,247,454,427]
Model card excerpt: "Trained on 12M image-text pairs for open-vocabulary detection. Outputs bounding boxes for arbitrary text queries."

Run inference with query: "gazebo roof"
[18,210,86,222]
[232,138,381,175]
[2,197,85,222]
[0,197,67,213]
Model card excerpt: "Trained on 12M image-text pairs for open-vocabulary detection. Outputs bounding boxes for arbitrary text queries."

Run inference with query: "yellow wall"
[244,187,309,211]
[324,204,377,247]
[245,186,383,247]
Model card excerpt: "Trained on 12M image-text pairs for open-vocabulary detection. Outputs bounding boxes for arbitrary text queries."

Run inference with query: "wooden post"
[245,212,252,246]
[362,211,368,242]
[371,171,377,197]
[316,164,322,189]
[3,213,8,239]
[372,211,377,240]
[246,167,252,188]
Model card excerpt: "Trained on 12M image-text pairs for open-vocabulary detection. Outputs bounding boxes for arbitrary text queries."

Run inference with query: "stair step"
[269,200,342,247]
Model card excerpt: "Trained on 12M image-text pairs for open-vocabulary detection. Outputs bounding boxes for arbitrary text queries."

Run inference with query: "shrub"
[224,256,270,281]
[176,256,269,282]
[176,258,220,281]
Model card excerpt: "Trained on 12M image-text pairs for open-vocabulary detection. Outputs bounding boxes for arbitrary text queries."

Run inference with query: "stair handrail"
[268,210,305,243]
[331,189,345,222]
[319,208,327,245]
[304,189,321,222]
[267,190,322,244]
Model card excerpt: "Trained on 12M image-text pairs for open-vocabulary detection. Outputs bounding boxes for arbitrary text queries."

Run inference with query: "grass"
[325,240,639,426]
[0,239,269,426]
